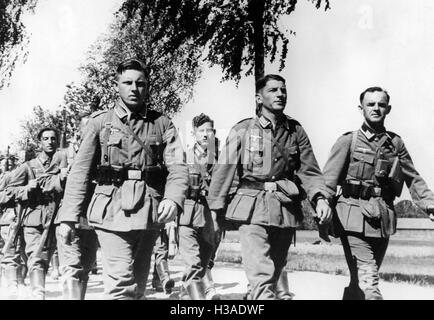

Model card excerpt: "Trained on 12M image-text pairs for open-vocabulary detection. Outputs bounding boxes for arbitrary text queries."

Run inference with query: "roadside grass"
[215,240,434,287]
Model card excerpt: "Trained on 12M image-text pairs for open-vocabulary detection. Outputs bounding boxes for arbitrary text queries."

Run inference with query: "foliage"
[119,0,331,82]
[395,200,427,219]
[65,10,202,116]
[18,105,71,157]
[0,0,37,89]
[16,7,202,153]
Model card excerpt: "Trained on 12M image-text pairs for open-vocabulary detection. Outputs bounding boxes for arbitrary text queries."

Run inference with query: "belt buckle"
[127,170,142,180]
[264,182,277,192]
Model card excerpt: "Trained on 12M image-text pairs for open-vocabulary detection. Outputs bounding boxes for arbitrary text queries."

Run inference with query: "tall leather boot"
[156,260,175,294]
[151,263,163,292]
[186,279,206,300]
[29,269,46,300]
[4,267,19,299]
[276,270,295,300]
[62,278,81,300]
[18,264,27,285]
[80,277,88,300]
[342,283,365,300]
[179,283,190,300]
[50,254,60,281]
[202,269,221,300]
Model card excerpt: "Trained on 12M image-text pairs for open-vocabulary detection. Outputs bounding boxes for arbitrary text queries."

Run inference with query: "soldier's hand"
[157,199,178,223]
[27,179,38,191]
[58,222,76,245]
[60,168,68,182]
[316,198,332,224]
[203,210,223,246]
[429,213,434,222]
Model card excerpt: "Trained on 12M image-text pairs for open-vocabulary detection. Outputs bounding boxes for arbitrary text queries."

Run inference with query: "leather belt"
[239,180,277,192]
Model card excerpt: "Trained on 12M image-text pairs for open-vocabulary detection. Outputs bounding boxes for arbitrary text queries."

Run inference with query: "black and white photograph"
[0,0,433,303]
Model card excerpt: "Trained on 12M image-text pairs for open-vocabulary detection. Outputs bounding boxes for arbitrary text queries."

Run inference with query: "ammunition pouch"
[342,180,395,201]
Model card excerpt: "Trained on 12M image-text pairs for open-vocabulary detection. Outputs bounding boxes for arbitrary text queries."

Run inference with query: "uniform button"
[272,176,275,180]
[274,158,278,162]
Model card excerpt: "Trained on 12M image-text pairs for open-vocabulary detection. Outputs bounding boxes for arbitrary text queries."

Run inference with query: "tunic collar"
[114,99,147,121]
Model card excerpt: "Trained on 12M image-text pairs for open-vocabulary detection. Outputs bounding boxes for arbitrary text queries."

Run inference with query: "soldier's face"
[359,91,391,125]
[256,80,287,113]
[117,69,147,111]
[40,130,58,154]
[193,122,215,148]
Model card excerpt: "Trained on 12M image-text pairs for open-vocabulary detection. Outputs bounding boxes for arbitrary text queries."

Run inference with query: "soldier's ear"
[386,104,392,114]
[358,104,364,114]
[255,92,263,105]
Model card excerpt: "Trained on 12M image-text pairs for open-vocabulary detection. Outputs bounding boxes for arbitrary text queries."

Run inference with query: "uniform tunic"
[208,114,327,300]
[323,123,434,299]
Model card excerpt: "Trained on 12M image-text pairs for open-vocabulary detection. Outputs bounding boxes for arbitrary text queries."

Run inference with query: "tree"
[0,0,38,89]
[119,0,331,82]
[18,105,70,158]
[64,9,202,117]
[16,7,202,153]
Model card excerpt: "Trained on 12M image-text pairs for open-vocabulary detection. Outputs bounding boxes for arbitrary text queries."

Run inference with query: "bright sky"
[1,0,434,201]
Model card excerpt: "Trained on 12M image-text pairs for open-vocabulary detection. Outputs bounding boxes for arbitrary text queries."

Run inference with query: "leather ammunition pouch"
[342,180,394,201]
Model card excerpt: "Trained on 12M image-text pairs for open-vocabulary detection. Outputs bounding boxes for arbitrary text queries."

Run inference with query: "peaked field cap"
[116,58,148,74]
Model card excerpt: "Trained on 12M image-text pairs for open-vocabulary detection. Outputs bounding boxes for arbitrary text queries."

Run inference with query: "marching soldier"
[7,128,68,299]
[54,115,99,299]
[323,87,434,300]
[0,154,28,298]
[207,74,332,300]
[178,113,221,300]
[57,58,188,300]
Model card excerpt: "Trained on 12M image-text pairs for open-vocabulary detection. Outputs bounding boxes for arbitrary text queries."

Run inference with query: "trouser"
[238,224,294,300]
[340,232,389,300]
[56,227,98,285]
[153,232,168,265]
[23,226,56,299]
[0,225,27,271]
[95,228,159,300]
[178,226,215,284]
[23,226,54,273]
[0,225,27,289]
[207,231,221,271]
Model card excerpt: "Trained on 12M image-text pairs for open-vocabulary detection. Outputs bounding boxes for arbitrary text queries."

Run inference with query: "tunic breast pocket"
[107,133,123,165]
[286,145,299,169]
[349,151,375,179]
[246,136,264,171]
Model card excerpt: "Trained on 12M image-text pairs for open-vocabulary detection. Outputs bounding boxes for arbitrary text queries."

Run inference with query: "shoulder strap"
[119,119,156,163]
[25,161,36,180]
[350,130,359,157]
[101,109,114,165]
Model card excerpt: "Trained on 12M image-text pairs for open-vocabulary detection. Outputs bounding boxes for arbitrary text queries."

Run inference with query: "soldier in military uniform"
[178,113,221,300]
[55,115,99,299]
[57,58,188,300]
[0,155,28,298]
[7,128,68,299]
[208,74,332,300]
[323,87,434,300]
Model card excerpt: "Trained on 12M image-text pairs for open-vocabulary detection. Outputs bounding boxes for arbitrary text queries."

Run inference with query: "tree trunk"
[249,0,265,82]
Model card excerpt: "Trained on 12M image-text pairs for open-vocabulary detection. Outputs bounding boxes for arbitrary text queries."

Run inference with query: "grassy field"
[217,230,434,287]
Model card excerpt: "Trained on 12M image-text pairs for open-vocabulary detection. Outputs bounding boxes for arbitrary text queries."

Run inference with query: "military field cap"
[116,58,148,75]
